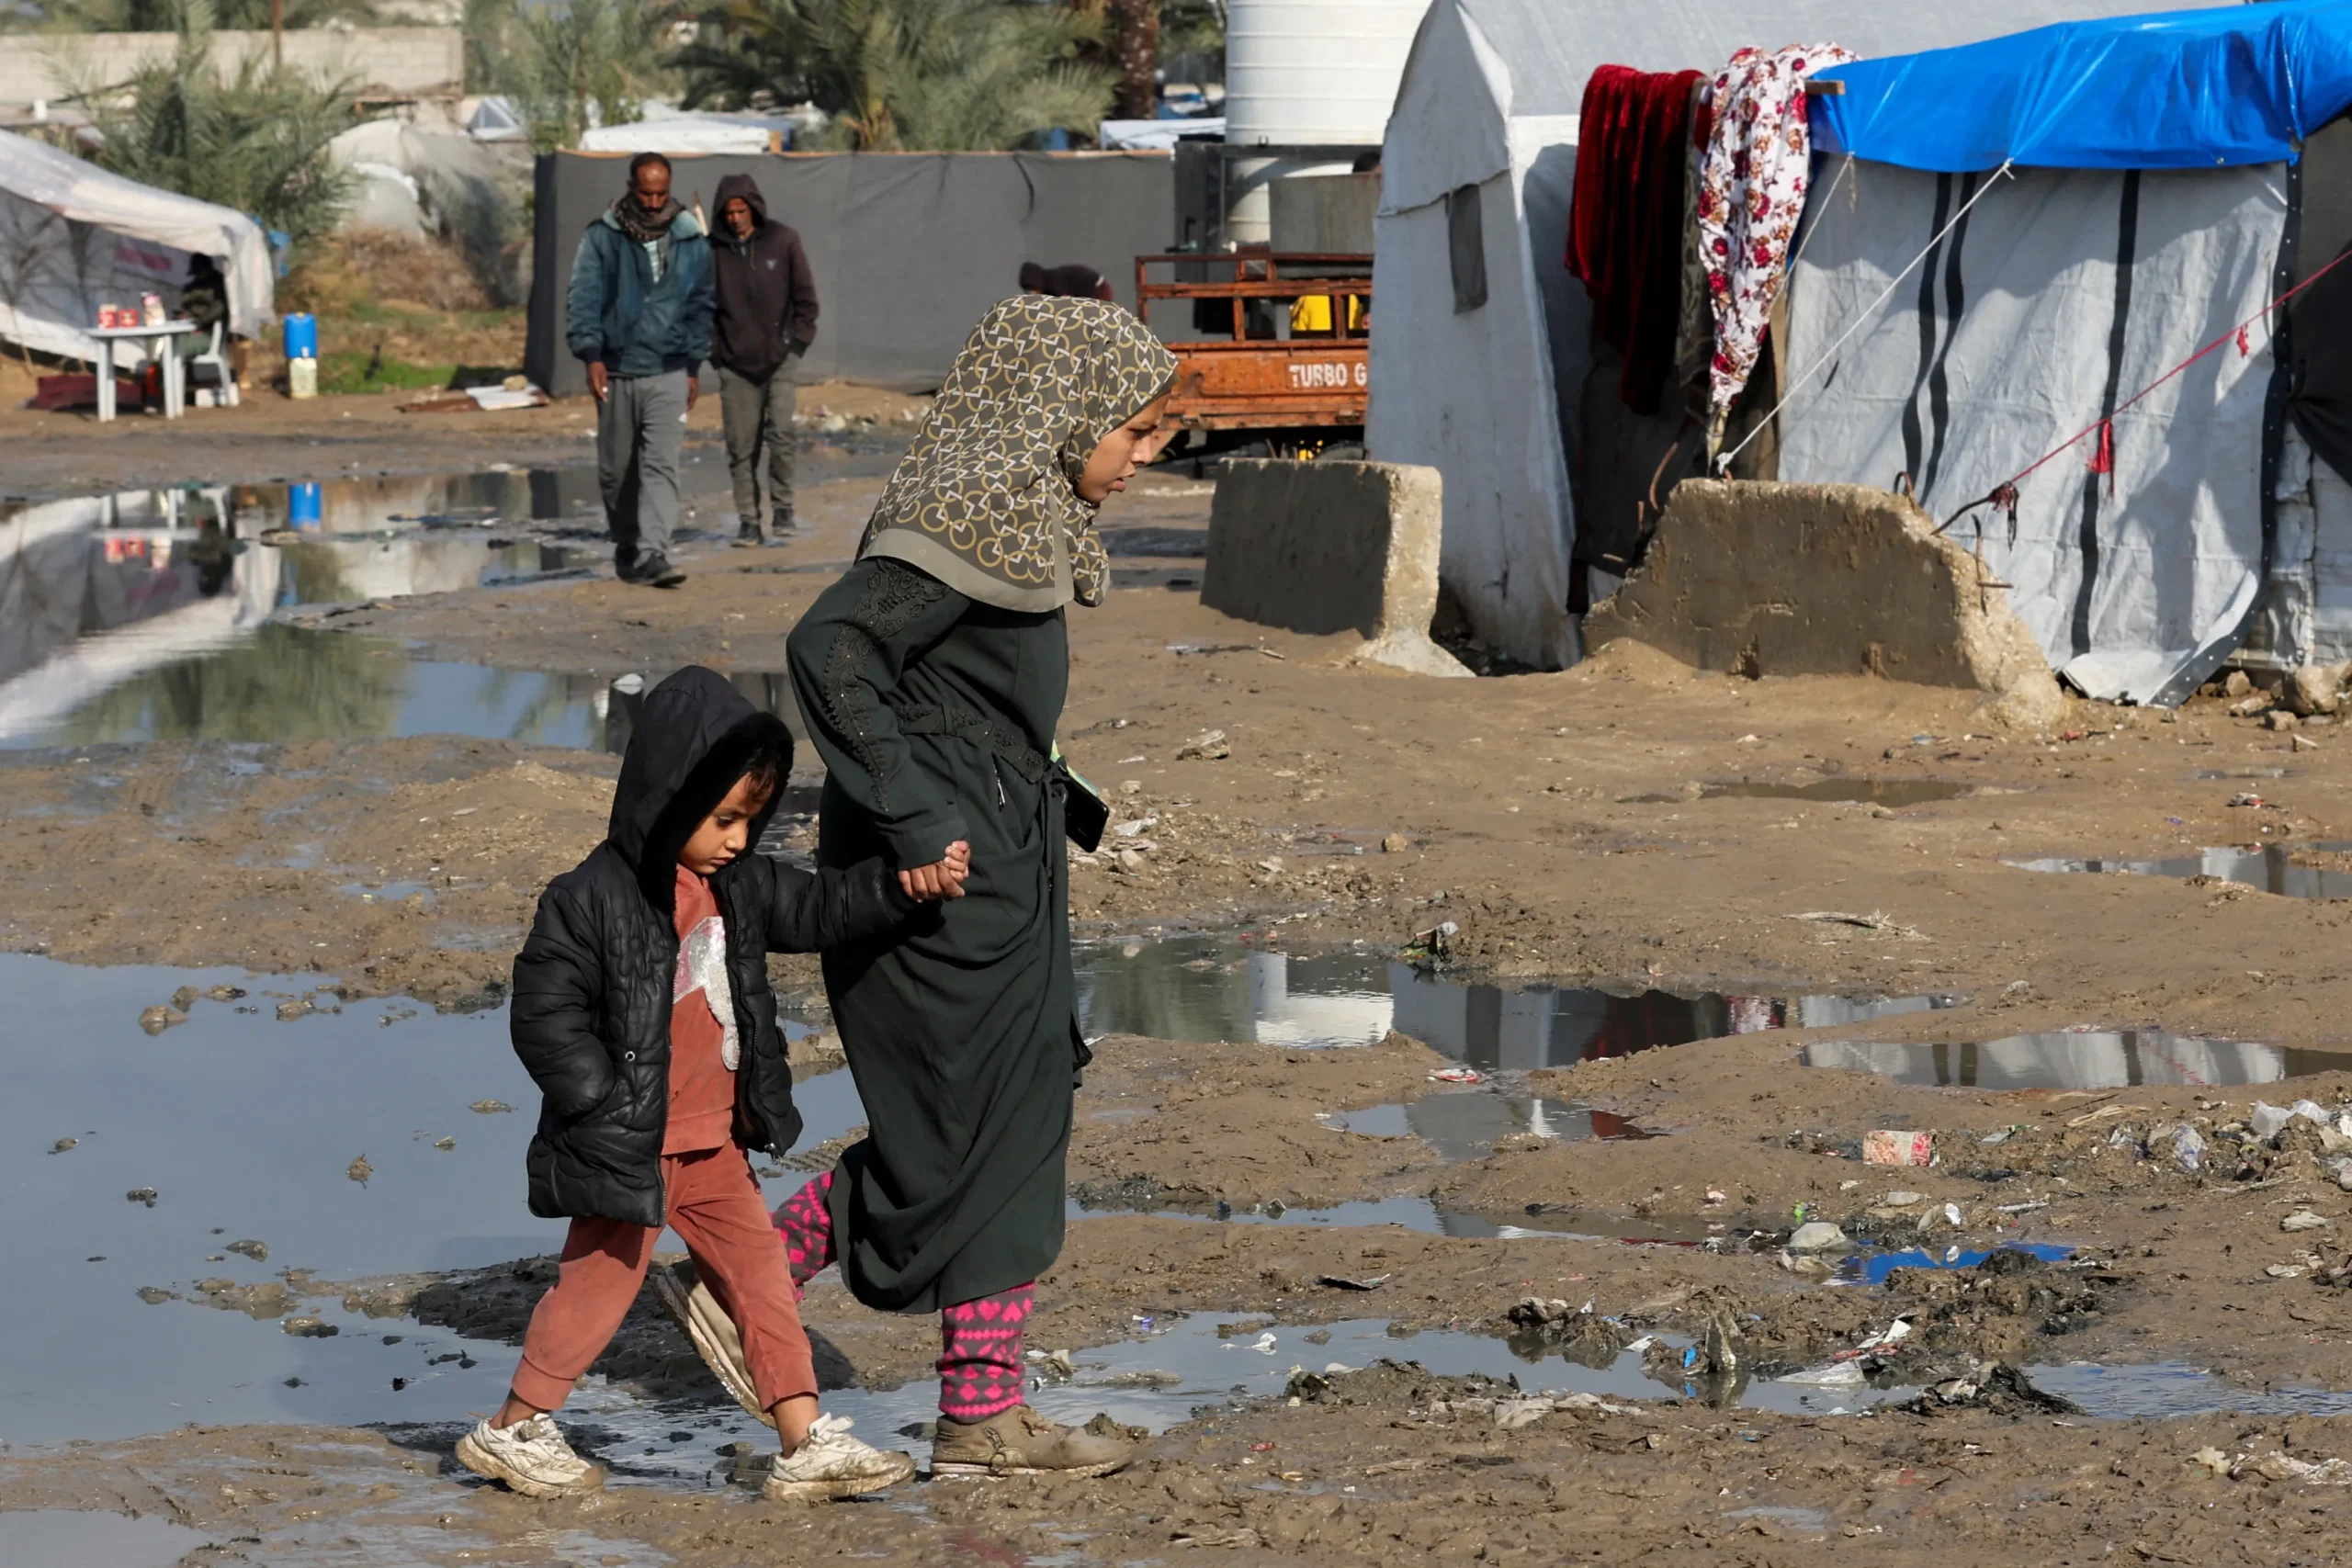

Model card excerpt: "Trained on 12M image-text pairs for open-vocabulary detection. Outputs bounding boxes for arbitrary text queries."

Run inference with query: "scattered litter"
[2234,1451,2352,1485]
[1176,728,1231,761]
[1317,1273,1391,1292]
[124,1188,157,1207]
[136,1004,187,1035]
[1382,833,1412,852]
[1790,910,1927,941]
[50,1138,76,1154]
[1493,1398,1553,1430]
[1428,1067,1483,1084]
[1863,1131,1934,1167]
[1996,1201,2051,1215]
[1878,1191,1924,1208]
[2281,1210,2330,1233]
[1787,1222,1849,1252]
[1780,1361,1866,1388]
[346,1155,373,1184]
[224,1239,268,1262]
[2064,1102,2146,1129]
[469,1100,513,1114]
[2191,1447,2233,1477]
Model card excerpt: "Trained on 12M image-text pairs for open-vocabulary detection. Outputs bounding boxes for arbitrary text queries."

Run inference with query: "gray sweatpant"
[718,361,797,536]
[595,367,688,568]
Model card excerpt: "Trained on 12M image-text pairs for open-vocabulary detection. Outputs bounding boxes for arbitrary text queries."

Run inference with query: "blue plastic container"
[281,311,317,361]
[289,482,322,530]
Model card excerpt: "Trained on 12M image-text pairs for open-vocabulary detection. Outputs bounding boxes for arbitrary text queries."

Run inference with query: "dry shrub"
[287,229,494,316]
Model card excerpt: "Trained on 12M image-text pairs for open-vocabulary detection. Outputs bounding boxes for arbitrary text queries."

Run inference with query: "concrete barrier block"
[1203,458,1468,675]
[1583,479,2062,726]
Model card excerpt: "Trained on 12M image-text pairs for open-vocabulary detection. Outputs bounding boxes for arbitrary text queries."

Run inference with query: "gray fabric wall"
[527,151,1176,396]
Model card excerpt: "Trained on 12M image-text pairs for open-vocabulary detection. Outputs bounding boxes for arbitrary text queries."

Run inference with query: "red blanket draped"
[1565,64,1704,415]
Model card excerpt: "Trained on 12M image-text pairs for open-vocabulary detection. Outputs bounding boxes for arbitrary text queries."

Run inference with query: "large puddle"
[0,468,719,750]
[2009,843,2352,900]
[1804,1031,2352,1089]
[1074,935,1963,1067]
[0,952,854,1448]
[0,626,809,761]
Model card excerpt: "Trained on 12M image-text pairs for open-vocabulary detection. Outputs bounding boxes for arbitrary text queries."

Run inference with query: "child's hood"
[607,665,794,917]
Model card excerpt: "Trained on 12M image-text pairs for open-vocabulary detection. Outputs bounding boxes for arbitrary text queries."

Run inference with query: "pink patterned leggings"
[775,1170,1032,1423]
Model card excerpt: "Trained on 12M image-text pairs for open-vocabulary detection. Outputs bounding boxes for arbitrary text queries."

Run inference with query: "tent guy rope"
[1714,159,2015,474]
[1936,242,2352,536]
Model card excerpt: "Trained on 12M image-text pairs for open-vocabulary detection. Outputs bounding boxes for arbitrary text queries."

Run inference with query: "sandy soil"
[16,430,2352,1560]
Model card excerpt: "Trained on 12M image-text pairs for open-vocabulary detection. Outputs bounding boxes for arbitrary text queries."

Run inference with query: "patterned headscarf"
[858,294,1178,612]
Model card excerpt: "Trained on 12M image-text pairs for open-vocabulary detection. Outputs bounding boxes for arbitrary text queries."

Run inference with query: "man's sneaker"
[763,1414,917,1501]
[930,1404,1141,1479]
[622,552,685,588]
[651,1265,768,1426]
[454,1413,604,1498]
[732,522,765,548]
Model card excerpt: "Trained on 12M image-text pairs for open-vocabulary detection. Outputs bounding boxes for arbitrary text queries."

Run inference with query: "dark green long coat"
[786,556,1080,1313]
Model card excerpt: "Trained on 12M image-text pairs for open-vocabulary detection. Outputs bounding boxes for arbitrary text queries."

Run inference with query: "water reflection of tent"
[1799,1032,2328,1090]
[0,491,281,741]
[0,128,273,366]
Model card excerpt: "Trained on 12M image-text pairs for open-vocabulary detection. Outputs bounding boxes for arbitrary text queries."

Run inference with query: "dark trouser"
[718,361,797,536]
[595,367,687,569]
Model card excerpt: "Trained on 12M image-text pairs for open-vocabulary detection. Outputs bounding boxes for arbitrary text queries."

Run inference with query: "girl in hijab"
[681,295,1176,1478]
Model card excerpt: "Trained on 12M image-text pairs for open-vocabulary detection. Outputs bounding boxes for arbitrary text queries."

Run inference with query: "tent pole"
[272,0,283,68]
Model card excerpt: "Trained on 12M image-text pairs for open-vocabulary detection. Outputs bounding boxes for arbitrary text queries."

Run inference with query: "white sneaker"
[763,1414,917,1502]
[455,1412,605,1498]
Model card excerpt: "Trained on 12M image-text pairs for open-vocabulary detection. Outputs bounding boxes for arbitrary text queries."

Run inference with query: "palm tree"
[475,0,684,152]
[74,0,362,247]
[674,0,1114,151]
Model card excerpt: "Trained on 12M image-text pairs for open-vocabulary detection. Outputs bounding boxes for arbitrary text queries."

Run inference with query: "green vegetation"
[311,347,455,395]
[674,0,1114,150]
[74,0,362,248]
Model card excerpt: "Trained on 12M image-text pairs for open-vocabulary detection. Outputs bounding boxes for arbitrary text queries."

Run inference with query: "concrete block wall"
[1582,479,2063,725]
[1203,458,1468,676]
[0,28,462,107]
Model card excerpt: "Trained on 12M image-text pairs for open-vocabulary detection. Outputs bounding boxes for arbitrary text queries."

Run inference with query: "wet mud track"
[15,460,2352,1560]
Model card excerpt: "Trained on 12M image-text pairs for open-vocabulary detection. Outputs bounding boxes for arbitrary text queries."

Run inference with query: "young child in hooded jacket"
[457,665,967,1503]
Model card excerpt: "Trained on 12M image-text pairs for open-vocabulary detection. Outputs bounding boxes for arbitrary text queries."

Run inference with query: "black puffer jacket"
[510,665,910,1227]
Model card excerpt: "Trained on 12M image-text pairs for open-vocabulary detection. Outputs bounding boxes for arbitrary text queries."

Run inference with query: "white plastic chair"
[187,321,239,408]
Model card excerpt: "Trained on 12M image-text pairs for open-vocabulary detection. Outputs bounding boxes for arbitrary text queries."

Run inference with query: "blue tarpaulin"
[1811,0,2352,171]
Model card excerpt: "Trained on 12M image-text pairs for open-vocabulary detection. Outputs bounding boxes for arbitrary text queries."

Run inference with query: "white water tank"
[1221,0,1422,244]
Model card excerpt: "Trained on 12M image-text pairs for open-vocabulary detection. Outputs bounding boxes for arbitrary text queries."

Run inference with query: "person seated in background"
[1018,262,1115,301]
[176,253,244,386]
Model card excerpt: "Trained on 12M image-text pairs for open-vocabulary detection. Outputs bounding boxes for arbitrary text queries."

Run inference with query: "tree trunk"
[1112,0,1159,120]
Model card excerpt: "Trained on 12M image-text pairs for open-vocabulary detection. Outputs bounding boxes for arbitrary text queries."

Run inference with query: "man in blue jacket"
[566,152,713,588]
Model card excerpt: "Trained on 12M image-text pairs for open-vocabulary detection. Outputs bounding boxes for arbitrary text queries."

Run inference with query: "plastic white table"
[88,321,197,422]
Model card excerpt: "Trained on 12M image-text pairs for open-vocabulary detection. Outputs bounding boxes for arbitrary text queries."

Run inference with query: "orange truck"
[1132,250,1370,452]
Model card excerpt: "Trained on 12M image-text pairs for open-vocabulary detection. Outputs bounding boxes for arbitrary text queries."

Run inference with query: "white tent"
[0,129,273,366]
[1366,0,2163,670]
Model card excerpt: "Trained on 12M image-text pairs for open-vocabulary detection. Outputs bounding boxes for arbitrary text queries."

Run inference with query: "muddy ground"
[11,408,2352,1561]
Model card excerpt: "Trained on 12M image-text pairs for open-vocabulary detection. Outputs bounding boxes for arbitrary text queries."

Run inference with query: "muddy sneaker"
[622,551,686,588]
[763,1414,917,1501]
[454,1413,604,1498]
[931,1404,1140,1479]
[652,1265,769,1426]
[732,522,765,547]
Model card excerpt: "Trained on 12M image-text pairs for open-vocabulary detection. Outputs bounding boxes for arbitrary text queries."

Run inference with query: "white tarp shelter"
[1367,0,2165,670]
[1780,1,2352,704]
[0,128,272,366]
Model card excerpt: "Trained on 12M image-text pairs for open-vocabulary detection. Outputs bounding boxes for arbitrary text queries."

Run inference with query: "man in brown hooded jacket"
[711,173,819,544]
